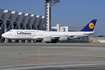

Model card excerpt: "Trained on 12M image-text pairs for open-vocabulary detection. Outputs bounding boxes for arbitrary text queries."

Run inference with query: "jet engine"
[59,35,68,41]
[42,37,51,42]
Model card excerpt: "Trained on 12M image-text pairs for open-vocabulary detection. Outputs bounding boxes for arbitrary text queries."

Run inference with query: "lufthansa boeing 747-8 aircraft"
[2,19,97,43]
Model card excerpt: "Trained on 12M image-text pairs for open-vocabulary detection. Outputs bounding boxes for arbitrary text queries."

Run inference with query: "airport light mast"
[43,0,60,31]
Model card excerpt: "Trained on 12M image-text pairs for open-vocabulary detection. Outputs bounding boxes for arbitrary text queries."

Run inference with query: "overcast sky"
[0,0,105,34]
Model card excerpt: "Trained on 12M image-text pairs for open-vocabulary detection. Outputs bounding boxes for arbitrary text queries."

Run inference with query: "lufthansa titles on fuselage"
[17,32,31,35]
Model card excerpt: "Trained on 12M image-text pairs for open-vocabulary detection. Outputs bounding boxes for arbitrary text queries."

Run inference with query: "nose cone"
[1,34,5,37]
[1,33,7,38]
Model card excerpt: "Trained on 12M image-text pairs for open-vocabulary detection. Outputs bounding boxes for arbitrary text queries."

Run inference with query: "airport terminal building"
[0,9,45,43]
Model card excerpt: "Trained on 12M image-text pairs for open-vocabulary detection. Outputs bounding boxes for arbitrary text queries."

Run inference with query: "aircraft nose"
[1,33,8,38]
[2,33,6,38]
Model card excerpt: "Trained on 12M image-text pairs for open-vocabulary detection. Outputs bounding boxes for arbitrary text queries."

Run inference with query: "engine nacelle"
[42,37,51,42]
[59,36,68,41]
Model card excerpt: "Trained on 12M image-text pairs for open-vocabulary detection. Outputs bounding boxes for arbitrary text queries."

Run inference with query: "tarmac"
[0,43,105,47]
[0,43,105,70]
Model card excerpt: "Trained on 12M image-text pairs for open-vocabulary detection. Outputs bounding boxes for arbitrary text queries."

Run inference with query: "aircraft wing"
[95,31,102,33]
[69,35,88,39]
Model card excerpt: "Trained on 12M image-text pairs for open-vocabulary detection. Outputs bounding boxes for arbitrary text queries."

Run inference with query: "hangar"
[0,9,45,43]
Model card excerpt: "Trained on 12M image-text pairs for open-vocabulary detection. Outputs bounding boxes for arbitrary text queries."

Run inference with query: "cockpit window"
[8,30,11,32]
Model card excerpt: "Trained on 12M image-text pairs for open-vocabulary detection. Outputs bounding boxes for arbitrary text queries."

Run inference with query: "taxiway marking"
[0,59,105,63]
[0,52,105,58]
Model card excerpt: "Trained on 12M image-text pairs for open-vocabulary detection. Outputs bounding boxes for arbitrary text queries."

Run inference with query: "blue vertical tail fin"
[80,19,97,31]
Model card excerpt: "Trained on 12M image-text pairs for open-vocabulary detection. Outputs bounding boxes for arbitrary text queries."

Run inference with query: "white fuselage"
[2,30,94,40]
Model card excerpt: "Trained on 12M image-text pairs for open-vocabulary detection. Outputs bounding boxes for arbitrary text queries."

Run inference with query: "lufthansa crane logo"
[89,23,94,29]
